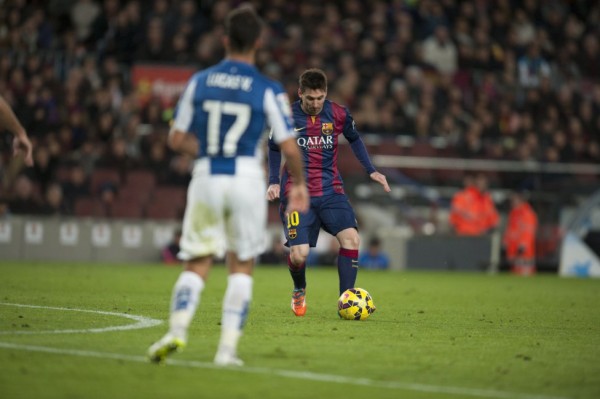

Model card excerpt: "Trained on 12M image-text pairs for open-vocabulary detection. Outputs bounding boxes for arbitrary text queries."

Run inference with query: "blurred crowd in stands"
[0,0,599,218]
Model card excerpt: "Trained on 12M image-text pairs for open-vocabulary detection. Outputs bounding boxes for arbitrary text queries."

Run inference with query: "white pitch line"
[0,341,570,399]
[0,302,162,335]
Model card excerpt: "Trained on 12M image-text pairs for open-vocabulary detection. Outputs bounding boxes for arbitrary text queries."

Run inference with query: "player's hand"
[13,133,33,167]
[286,184,309,214]
[266,184,280,201]
[370,171,390,193]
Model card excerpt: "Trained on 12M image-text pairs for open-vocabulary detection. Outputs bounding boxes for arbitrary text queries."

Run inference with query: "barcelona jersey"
[269,99,360,197]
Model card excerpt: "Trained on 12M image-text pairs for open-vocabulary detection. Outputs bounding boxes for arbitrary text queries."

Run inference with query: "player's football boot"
[214,350,244,366]
[291,288,306,316]
[147,333,186,363]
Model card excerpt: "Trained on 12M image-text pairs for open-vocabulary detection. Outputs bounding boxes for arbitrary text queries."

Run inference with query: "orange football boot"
[291,288,306,316]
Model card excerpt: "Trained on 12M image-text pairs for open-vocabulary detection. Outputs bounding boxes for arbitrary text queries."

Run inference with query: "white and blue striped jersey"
[172,59,295,176]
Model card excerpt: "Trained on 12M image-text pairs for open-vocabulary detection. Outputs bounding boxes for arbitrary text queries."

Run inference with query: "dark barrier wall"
[378,227,497,271]
[406,235,494,271]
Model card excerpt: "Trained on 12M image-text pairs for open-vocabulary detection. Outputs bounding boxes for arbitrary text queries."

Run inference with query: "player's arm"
[264,88,308,213]
[0,94,33,166]
[343,109,390,193]
[168,129,199,157]
[266,134,282,201]
[279,137,308,213]
[168,78,199,157]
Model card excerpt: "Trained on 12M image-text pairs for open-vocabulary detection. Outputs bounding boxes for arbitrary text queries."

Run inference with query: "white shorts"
[178,160,267,262]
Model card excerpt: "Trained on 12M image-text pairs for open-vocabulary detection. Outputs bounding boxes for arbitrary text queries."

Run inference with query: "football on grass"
[338,288,376,320]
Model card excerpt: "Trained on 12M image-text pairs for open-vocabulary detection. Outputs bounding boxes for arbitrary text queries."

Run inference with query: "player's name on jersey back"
[206,73,253,91]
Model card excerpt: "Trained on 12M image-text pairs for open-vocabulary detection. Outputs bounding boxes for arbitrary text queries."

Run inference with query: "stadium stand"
[0,1,598,271]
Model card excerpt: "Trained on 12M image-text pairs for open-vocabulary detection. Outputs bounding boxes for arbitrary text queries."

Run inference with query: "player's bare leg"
[214,252,254,366]
[148,256,212,363]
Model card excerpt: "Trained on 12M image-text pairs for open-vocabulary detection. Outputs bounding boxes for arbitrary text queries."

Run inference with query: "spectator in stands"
[7,174,42,215]
[39,182,70,216]
[358,236,390,270]
[136,17,169,61]
[95,111,117,144]
[503,190,538,276]
[449,172,499,236]
[26,146,58,194]
[422,24,458,75]
[61,162,91,207]
[579,33,600,79]
[96,137,138,181]
[144,140,171,184]
[97,181,117,216]
[87,0,120,47]
[175,0,209,42]
[517,42,551,88]
[70,0,101,43]
[161,228,181,265]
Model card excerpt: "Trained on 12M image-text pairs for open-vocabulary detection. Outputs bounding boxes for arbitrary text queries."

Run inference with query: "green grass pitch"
[0,261,599,399]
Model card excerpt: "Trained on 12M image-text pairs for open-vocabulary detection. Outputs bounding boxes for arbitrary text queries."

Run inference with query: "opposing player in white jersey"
[148,5,308,367]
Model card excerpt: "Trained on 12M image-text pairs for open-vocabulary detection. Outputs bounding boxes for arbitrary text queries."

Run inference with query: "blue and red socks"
[288,254,306,290]
[337,248,359,294]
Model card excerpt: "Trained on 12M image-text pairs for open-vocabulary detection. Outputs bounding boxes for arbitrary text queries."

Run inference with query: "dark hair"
[299,68,328,93]
[369,236,381,247]
[225,4,264,53]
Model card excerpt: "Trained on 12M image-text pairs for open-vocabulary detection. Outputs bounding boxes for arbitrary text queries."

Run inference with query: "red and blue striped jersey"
[269,99,375,198]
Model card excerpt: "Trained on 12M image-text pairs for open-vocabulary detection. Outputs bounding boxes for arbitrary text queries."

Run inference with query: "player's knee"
[338,231,360,250]
[290,246,309,266]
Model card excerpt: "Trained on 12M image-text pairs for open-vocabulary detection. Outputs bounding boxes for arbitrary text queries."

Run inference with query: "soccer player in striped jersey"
[267,68,390,317]
[148,5,308,366]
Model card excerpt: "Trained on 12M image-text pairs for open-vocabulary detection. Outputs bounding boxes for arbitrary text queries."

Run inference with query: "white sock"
[217,273,252,356]
[168,271,204,342]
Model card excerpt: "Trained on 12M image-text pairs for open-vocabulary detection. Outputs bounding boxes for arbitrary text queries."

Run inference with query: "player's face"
[299,88,326,115]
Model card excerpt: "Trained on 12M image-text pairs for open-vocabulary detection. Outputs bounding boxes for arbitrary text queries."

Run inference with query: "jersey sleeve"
[341,107,360,143]
[171,77,198,133]
[267,144,282,185]
[267,128,282,184]
[263,84,295,145]
[341,107,376,174]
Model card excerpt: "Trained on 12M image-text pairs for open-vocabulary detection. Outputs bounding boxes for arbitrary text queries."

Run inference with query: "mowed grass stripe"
[0,341,571,399]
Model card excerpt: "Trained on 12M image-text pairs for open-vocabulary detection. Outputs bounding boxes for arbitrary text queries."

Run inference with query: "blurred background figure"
[503,190,538,276]
[449,172,499,236]
[7,174,41,215]
[39,182,70,215]
[358,236,390,270]
[165,154,192,187]
[0,197,9,218]
[161,228,181,265]
[98,181,117,215]
[61,163,91,211]
[259,234,287,265]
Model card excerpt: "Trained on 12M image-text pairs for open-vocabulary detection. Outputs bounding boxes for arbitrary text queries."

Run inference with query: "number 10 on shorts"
[287,211,300,229]
[287,211,299,239]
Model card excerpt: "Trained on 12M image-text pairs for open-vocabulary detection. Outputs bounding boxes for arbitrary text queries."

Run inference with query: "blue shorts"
[279,193,357,247]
